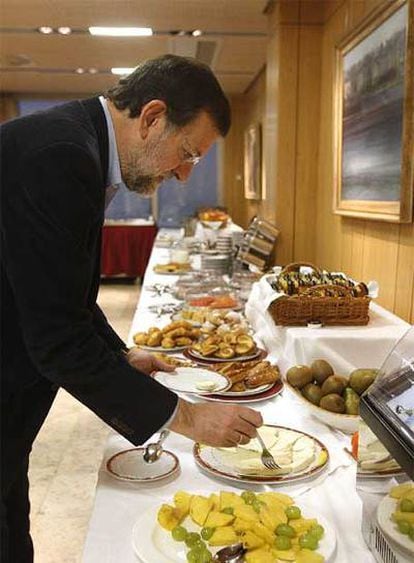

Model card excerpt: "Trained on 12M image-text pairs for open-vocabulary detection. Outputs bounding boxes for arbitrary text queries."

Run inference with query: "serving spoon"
[143,430,170,463]
[214,543,247,562]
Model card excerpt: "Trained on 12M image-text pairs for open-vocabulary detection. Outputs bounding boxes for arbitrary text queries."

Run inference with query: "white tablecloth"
[82,242,411,563]
[245,275,410,375]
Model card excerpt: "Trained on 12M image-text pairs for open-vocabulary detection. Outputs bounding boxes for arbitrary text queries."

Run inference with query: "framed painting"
[334,0,413,222]
[244,122,262,200]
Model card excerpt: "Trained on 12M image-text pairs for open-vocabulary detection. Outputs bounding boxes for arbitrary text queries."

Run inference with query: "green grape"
[274,535,292,550]
[400,499,414,512]
[171,526,188,542]
[409,526,414,542]
[221,507,234,515]
[198,550,213,563]
[285,505,302,520]
[252,500,265,513]
[299,534,319,550]
[186,550,198,563]
[397,520,411,535]
[188,543,211,562]
[185,532,201,548]
[241,491,256,505]
[308,524,325,541]
[201,527,215,540]
[275,524,296,538]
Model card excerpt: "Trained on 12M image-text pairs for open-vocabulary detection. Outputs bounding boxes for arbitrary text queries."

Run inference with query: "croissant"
[245,366,280,388]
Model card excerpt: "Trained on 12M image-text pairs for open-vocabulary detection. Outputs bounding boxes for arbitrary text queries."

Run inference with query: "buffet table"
[83,236,410,563]
[101,219,157,278]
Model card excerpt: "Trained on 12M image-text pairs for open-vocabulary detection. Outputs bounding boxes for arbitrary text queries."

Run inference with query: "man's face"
[120,111,219,197]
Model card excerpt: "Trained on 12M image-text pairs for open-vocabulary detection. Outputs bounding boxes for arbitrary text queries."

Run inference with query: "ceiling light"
[89,26,152,37]
[111,67,136,75]
[75,67,85,74]
[38,26,53,34]
[88,67,98,74]
[192,29,202,37]
[57,26,72,35]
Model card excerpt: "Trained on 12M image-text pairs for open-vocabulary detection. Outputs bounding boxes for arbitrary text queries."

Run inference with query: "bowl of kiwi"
[284,360,379,434]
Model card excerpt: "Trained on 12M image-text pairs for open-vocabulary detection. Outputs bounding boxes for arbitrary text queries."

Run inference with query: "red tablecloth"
[101,225,158,277]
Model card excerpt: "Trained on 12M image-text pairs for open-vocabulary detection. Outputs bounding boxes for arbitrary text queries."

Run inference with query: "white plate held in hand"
[153,366,231,395]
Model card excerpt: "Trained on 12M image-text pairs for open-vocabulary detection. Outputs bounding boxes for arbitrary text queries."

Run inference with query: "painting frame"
[244,122,262,200]
[333,0,414,223]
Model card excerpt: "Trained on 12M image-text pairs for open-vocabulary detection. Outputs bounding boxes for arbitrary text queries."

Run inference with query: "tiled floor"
[29,280,140,563]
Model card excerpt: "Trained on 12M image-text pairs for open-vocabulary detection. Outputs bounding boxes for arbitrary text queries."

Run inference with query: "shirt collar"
[99,96,122,188]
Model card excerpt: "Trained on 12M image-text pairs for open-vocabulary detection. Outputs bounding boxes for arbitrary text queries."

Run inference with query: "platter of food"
[202,380,284,404]
[284,360,378,434]
[185,347,265,364]
[203,359,280,396]
[139,344,189,353]
[377,483,414,556]
[132,489,337,562]
[153,263,192,275]
[353,427,404,478]
[194,425,329,485]
[133,321,201,352]
[186,294,242,310]
[153,367,231,395]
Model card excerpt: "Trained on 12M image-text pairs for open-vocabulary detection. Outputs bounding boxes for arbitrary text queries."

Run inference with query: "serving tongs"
[145,283,172,297]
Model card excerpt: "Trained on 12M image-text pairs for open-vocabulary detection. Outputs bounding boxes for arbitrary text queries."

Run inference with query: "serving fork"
[255,431,281,470]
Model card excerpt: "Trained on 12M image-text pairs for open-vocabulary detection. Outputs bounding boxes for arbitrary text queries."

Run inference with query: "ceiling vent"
[168,37,220,68]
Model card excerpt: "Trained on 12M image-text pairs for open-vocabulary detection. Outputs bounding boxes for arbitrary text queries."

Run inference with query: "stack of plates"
[201,253,232,274]
[232,231,245,248]
[216,234,233,253]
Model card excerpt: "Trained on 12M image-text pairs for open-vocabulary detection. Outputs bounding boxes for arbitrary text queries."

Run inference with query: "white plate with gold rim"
[131,502,337,562]
[153,366,231,395]
[194,425,329,485]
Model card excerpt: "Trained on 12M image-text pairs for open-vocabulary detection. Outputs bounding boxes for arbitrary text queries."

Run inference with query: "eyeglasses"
[181,138,202,166]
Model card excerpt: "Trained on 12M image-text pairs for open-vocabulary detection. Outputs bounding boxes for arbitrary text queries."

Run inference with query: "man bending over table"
[0,54,262,563]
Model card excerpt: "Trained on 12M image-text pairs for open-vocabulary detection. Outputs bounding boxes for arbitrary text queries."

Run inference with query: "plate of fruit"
[132,489,337,562]
[377,483,414,556]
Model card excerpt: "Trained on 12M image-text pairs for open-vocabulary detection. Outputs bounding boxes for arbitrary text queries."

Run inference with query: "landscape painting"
[334,0,413,222]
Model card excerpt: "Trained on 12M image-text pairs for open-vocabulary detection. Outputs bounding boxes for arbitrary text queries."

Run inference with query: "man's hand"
[125,347,175,375]
[168,399,263,447]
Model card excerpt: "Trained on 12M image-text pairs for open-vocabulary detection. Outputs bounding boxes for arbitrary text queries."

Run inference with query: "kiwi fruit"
[302,383,323,406]
[349,369,379,396]
[320,393,346,414]
[286,365,314,389]
[320,375,348,397]
[311,359,334,385]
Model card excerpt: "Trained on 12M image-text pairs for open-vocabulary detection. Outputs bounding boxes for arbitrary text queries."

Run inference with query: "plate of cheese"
[194,425,329,484]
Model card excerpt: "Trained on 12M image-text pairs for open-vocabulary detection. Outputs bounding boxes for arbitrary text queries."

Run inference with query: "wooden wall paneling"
[411,270,414,323]
[0,94,18,122]
[361,222,400,311]
[349,219,367,280]
[394,223,414,322]
[262,32,279,227]
[315,8,346,271]
[271,24,300,265]
[222,97,245,227]
[339,218,355,274]
[293,25,323,263]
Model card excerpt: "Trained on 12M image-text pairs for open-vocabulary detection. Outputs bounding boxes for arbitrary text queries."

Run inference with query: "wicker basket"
[268,262,370,326]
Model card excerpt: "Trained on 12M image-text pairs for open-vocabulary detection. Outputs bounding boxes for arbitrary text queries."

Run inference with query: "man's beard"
[120,130,173,197]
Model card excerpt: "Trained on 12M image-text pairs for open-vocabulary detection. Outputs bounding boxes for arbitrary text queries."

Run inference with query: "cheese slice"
[217,429,317,476]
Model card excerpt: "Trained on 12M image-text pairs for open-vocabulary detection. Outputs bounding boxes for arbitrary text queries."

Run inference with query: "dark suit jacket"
[0,98,178,445]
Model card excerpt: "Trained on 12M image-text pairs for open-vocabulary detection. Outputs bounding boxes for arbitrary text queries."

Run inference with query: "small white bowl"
[285,381,359,434]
